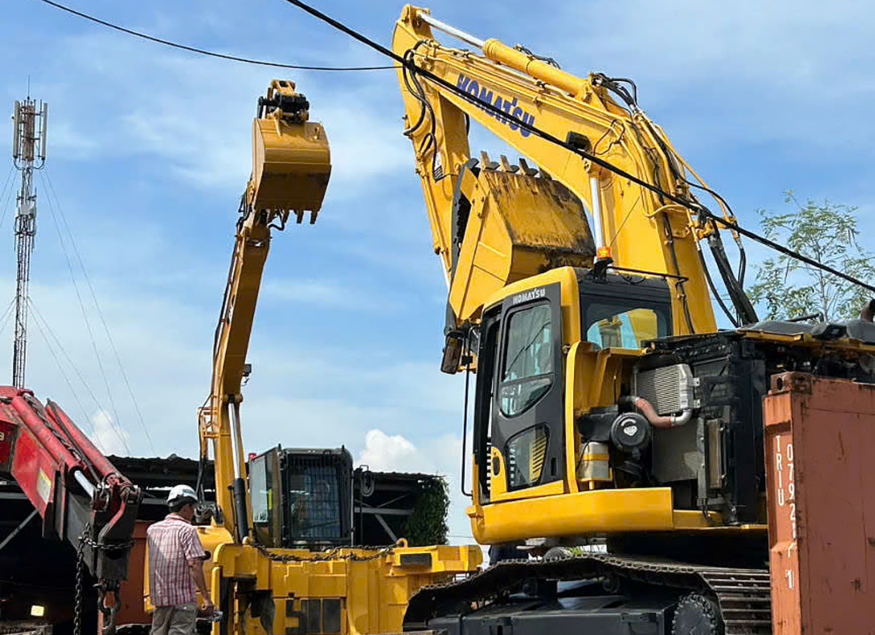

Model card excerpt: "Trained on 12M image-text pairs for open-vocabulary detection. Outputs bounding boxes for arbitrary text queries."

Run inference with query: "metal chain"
[73,526,88,635]
[97,581,121,635]
[73,523,127,635]
[252,543,395,563]
[79,532,136,553]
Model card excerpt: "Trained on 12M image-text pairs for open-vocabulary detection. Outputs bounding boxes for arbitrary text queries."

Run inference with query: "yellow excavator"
[390,6,875,633]
[146,79,480,635]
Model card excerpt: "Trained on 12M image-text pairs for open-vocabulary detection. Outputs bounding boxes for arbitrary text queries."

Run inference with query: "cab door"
[490,283,565,497]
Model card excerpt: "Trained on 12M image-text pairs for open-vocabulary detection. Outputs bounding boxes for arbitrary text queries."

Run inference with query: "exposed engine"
[579,317,875,526]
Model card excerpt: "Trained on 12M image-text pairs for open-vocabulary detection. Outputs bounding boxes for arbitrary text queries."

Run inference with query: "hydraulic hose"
[621,395,692,428]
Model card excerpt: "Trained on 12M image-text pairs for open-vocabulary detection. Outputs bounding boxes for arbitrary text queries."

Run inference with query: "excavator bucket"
[249,79,331,218]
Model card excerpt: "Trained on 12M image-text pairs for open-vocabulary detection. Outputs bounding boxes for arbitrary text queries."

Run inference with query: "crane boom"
[0,388,141,634]
[198,79,331,543]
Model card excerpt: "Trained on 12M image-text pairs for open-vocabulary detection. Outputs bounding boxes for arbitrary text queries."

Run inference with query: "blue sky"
[3,0,875,542]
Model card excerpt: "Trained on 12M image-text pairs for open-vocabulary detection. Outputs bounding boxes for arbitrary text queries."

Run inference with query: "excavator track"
[404,554,772,635]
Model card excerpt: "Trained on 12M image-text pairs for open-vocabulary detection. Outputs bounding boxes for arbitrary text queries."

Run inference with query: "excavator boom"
[393,5,761,337]
[182,79,480,635]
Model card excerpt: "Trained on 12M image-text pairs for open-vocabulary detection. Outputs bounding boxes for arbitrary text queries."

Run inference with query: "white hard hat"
[167,484,198,506]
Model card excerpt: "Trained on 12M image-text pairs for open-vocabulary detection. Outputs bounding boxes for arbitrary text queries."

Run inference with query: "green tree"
[403,476,450,546]
[748,192,875,321]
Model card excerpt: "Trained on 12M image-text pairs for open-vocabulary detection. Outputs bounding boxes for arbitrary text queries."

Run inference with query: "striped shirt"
[146,514,205,607]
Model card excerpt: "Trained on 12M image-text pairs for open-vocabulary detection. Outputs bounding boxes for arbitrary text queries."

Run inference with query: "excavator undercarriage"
[406,554,772,635]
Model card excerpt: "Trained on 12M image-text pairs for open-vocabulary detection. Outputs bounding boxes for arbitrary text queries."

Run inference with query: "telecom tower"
[11,96,47,388]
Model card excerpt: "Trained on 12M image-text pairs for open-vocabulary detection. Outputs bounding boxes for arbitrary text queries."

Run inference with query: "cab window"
[287,465,342,541]
[250,451,281,547]
[506,425,549,489]
[500,303,553,417]
[585,304,666,349]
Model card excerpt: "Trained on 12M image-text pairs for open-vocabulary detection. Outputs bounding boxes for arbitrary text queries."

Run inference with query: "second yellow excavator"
[145,79,480,635]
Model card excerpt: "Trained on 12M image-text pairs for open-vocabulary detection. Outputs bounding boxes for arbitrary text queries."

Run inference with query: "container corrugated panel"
[764,372,875,635]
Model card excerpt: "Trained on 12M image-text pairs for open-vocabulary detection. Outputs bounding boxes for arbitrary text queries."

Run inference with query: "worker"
[147,484,214,635]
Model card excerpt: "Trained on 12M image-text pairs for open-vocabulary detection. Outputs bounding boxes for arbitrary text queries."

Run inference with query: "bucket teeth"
[480,151,499,171]
[518,158,538,177]
[499,155,519,174]
[538,166,553,180]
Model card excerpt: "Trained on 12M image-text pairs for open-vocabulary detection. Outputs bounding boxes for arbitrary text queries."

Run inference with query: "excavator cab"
[248,79,331,221]
[249,447,353,548]
[469,269,678,528]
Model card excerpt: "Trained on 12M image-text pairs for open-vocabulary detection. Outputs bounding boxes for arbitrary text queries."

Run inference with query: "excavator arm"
[393,6,756,340]
[198,80,331,543]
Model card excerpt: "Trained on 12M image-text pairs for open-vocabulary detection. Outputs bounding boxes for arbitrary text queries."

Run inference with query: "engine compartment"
[578,325,875,526]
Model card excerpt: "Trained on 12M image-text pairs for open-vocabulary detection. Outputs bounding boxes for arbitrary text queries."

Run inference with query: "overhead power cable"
[27,298,100,443]
[282,0,875,295]
[37,171,132,455]
[0,165,17,231]
[34,0,398,72]
[42,168,156,454]
[28,298,113,434]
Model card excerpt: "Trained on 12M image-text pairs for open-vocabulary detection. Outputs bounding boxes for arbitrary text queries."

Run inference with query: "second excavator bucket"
[249,79,331,219]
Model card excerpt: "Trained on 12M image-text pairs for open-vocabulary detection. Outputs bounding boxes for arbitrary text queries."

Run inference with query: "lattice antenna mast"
[11,96,48,388]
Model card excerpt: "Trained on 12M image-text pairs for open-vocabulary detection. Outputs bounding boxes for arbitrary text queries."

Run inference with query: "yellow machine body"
[463,268,726,543]
[391,7,725,544]
[467,267,875,545]
[390,7,875,549]
[145,526,481,635]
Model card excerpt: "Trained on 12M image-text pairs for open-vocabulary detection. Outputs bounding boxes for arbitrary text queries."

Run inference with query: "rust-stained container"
[764,372,875,634]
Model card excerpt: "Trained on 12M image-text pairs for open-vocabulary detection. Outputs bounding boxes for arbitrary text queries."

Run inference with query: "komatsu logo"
[511,287,546,305]
[456,74,535,137]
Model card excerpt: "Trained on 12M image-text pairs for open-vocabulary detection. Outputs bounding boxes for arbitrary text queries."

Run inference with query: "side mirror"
[441,332,465,374]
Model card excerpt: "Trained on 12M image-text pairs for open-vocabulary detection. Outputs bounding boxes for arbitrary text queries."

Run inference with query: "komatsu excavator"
[153,79,480,635]
[391,6,875,633]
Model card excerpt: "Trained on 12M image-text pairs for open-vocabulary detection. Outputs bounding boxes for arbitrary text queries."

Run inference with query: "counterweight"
[10,97,47,388]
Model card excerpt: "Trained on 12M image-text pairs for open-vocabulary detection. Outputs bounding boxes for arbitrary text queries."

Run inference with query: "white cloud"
[357,429,434,473]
